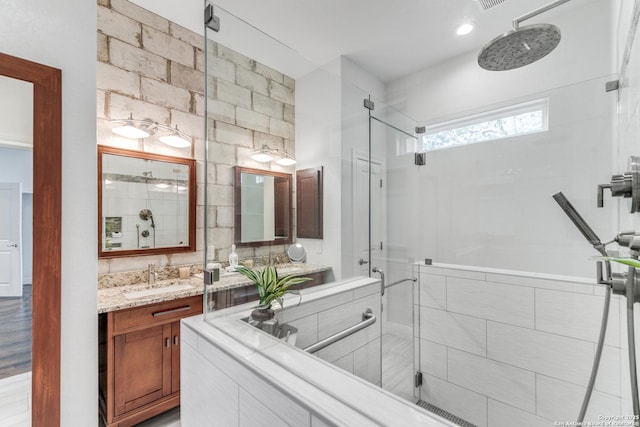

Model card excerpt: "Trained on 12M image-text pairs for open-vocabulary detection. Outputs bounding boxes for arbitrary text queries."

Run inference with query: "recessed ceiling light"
[456,23,474,36]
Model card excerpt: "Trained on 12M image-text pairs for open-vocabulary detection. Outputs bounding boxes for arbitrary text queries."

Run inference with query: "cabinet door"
[171,322,181,394]
[114,324,171,416]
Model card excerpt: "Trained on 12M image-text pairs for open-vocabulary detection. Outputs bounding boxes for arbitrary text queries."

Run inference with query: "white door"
[355,157,384,275]
[0,182,22,297]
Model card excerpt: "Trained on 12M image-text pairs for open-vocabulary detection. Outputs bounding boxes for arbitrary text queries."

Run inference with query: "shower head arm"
[513,0,571,30]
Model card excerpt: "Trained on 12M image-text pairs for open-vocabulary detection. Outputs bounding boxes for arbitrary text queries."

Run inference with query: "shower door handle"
[358,259,368,265]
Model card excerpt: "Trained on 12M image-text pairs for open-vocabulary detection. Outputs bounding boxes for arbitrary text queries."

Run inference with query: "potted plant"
[235,265,311,321]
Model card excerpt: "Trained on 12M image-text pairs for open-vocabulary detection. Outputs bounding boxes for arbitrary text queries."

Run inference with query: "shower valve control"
[597,156,640,213]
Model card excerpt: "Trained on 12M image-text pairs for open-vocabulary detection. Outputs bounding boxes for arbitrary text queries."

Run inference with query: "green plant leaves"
[234,264,312,309]
[599,256,640,269]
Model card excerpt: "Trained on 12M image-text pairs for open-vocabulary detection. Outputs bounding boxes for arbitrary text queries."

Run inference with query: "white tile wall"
[446,277,534,328]
[488,400,552,427]
[487,322,595,387]
[181,345,240,427]
[276,283,382,385]
[420,306,487,356]
[421,374,488,427]
[447,349,536,413]
[536,374,621,422]
[238,389,288,427]
[418,273,447,310]
[535,288,620,347]
[417,264,626,427]
[318,293,379,339]
[419,339,448,380]
[353,337,382,386]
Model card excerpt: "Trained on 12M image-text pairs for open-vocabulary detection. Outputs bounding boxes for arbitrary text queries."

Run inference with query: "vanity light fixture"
[251,144,296,165]
[111,113,152,139]
[111,113,192,148]
[158,125,192,148]
[275,151,296,166]
[251,145,276,163]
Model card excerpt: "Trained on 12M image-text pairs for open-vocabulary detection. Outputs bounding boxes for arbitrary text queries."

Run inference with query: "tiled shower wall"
[277,280,382,386]
[417,263,624,427]
[97,0,296,274]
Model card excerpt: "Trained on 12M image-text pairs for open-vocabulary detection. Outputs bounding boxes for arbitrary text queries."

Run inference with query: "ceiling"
[210,0,600,82]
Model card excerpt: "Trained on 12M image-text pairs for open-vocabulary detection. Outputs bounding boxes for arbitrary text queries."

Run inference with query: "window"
[421,98,548,152]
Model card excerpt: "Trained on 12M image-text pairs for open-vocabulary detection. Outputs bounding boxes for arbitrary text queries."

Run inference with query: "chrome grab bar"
[385,277,417,289]
[304,308,376,354]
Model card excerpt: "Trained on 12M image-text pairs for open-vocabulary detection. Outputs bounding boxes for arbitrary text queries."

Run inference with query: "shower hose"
[578,269,640,424]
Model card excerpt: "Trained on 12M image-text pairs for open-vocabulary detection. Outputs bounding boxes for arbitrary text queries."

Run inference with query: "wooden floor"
[0,285,32,380]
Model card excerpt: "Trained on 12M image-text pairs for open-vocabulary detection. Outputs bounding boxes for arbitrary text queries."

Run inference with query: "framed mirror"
[234,166,292,247]
[98,145,196,258]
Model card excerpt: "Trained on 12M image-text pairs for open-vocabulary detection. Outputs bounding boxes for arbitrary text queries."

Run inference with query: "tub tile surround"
[416,262,624,427]
[182,277,458,427]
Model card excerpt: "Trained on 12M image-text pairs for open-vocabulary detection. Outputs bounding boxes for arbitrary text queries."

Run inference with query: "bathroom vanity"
[99,295,202,427]
[97,263,332,427]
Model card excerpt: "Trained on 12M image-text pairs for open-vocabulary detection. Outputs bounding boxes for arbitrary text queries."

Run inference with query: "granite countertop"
[98,263,331,313]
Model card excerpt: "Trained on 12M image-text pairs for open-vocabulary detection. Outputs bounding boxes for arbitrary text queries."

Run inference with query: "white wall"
[295,60,343,277]
[0,147,32,193]
[340,57,389,279]
[0,1,98,426]
[383,0,617,278]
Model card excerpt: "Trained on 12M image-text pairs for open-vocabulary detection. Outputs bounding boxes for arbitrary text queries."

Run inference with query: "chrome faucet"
[148,264,158,285]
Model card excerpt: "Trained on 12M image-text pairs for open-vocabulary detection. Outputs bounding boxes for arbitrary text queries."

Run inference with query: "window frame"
[421,98,549,152]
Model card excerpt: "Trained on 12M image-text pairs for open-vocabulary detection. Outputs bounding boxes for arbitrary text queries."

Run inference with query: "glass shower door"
[367,101,421,402]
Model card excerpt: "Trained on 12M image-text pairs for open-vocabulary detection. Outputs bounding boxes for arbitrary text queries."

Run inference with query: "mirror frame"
[0,52,62,426]
[98,145,197,258]
[234,166,293,247]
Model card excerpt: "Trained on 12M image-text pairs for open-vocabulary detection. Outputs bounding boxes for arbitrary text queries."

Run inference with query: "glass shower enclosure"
[201,0,419,402]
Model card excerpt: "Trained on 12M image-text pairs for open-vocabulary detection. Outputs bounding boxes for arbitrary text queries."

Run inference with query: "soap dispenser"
[228,244,238,271]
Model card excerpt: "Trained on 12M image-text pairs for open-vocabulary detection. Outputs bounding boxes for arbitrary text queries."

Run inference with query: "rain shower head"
[478,0,570,71]
[552,192,607,256]
[478,24,561,71]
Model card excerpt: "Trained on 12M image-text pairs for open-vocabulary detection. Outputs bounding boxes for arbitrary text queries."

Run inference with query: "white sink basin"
[123,284,193,299]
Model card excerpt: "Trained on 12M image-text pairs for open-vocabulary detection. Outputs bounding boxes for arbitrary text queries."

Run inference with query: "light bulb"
[159,133,191,148]
[112,123,150,139]
[251,152,274,162]
[275,157,296,166]
[456,23,474,36]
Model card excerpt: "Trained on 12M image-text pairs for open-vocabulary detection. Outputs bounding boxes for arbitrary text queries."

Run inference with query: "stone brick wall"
[96,0,295,275]
[205,40,296,265]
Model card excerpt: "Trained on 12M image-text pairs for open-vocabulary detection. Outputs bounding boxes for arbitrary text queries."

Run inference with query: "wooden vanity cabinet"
[99,295,202,427]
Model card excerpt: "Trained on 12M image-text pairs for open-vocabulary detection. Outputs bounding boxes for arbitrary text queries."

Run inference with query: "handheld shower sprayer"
[552,191,616,423]
[552,191,640,422]
[552,192,608,256]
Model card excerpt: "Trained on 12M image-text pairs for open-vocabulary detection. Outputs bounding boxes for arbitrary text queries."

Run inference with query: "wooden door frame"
[0,52,62,426]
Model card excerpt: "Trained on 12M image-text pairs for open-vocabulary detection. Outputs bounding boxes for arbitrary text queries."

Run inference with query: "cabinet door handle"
[165,338,170,348]
[152,305,191,317]
[173,335,178,346]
